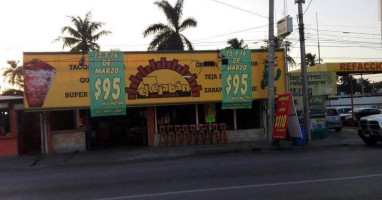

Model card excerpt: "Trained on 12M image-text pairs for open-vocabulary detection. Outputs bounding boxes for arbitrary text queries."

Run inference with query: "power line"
[304,0,313,14]
[309,28,381,36]
[193,25,268,42]
[305,24,380,29]
[210,0,268,18]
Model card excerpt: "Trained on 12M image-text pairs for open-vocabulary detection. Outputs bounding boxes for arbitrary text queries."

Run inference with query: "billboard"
[220,49,252,109]
[23,50,286,109]
[289,72,337,96]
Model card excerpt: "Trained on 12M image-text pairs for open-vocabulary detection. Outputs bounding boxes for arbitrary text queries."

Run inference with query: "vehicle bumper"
[327,123,343,129]
[358,129,382,140]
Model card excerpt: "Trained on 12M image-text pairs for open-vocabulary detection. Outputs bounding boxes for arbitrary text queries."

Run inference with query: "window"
[50,110,77,131]
[0,109,11,136]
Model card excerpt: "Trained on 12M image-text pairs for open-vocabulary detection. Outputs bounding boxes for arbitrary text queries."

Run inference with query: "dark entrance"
[17,111,41,155]
[84,107,148,149]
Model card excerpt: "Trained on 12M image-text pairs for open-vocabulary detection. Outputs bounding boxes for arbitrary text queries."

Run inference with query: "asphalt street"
[1,144,382,200]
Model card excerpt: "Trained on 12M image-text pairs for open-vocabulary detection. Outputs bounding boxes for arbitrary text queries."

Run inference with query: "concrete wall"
[51,131,86,153]
[227,129,265,142]
[0,136,18,157]
[327,96,382,108]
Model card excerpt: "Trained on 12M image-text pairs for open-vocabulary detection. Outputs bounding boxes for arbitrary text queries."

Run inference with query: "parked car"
[341,107,382,121]
[358,114,382,145]
[326,108,343,132]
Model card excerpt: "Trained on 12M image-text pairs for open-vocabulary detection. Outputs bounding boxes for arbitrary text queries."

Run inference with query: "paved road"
[1,144,382,200]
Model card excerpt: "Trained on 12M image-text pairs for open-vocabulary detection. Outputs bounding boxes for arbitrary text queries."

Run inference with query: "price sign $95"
[225,73,248,95]
[94,77,121,100]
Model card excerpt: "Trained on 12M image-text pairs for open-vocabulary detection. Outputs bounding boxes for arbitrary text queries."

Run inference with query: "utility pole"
[267,0,275,144]
[316,12,321,64]
[296,0,311,142]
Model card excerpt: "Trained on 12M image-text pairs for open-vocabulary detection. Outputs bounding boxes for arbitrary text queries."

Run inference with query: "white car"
[326,108,343,132]
[358,114,382,145]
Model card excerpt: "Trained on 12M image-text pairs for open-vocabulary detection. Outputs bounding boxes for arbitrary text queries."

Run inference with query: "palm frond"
[56,11,110,53]
[179,17,197,32]
[147,31,172,51]
[143,23,171,37]
[92,30,112,41]
[155,0,179,30]
[181,34,193,50]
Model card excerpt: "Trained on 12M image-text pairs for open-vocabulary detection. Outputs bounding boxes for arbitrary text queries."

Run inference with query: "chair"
[212,123,220,144]
[189,124,198,145]
[219,123,228,143]
[166,125,175,146]
[181,125,191,145]
[174,125,183,146]
[159,125,167,146]
[197,124,206,145]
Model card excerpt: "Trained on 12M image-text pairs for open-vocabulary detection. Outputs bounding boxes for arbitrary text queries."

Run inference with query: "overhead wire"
[210,0,268,18]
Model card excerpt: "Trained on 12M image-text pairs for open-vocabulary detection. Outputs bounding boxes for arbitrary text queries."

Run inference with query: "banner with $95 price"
[221,49,252,109]
[89,51,126,117]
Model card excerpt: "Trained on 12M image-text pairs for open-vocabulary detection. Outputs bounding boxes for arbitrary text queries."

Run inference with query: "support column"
[147,107,156,147]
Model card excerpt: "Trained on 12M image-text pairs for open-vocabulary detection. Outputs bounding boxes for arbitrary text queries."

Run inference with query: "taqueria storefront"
[20,50,286,155]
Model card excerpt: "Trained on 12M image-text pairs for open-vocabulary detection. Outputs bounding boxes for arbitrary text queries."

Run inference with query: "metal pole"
[297,0,311,143]
[380,0,382,49]
[350,74,355,123]
[284,43,289,92]
[316,12,321,64]
[267,0,275,144]
[233,109,237,130]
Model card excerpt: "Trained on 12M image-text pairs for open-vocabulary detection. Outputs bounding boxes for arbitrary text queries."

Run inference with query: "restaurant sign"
[221,49,252,109]
[88,51,126,117]
[22,51,286,109]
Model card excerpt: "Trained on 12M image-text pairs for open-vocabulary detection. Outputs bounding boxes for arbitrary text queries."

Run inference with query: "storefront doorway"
[17,111,41,155]
[85,107,148,149]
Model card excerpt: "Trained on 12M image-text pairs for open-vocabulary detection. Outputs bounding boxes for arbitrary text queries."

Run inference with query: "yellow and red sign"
[273,93,292,140]
[23,50,286,109]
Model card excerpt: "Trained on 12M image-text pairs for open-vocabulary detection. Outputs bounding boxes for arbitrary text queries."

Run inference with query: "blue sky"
[1,0,381,92]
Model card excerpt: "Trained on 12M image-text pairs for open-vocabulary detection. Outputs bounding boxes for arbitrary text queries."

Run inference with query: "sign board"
[289,72,337,96]
[277,16,293,37]
[23,51,286,109]
[88,51,126,116]
[273,93,302,140]
[288,95,303,138]
[205,104,216,123]
[221,49,252,109]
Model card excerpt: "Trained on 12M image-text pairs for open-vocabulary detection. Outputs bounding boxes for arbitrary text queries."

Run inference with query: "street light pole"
[267,0,275,144]
[296,0,311,142]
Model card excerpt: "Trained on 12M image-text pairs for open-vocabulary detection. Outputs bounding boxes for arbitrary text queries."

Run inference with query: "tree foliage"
[337,75,373,94]
[225,38,248,49]
[305,53,322,67]
[1,60,23,90]
[143,0,197,51]
[55,12,111,53]
[261,36,296,67]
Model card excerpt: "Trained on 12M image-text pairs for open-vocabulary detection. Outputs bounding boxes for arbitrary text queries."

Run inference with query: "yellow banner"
[327,62,382,72]
[23,51,286,109]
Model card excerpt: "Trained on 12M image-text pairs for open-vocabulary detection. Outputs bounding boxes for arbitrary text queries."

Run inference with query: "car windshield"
[327,109,338,116]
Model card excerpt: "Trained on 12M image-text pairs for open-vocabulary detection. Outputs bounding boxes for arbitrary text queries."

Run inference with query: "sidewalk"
[0,128,363,171]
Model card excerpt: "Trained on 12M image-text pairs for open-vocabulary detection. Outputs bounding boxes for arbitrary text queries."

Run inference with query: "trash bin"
[293,126,306,146]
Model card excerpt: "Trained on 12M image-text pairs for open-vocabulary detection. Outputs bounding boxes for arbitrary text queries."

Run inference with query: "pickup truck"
[358,114,382,145]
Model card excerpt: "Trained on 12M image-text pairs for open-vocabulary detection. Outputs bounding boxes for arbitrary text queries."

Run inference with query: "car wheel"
[362,137,378,146]
[335,128,342,132]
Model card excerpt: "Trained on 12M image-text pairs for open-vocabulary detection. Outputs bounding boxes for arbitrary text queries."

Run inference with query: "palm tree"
[261,36,296,67]
[143,0,197,51]
[2,60,23,89]
[305,53,322,67]
[225,38,248,49]
[55,12,111,53]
